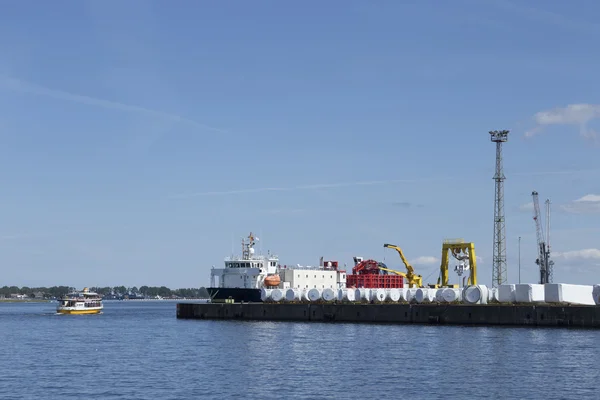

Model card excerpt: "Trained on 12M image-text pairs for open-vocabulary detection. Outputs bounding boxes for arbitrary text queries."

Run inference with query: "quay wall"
[176,302,600,328]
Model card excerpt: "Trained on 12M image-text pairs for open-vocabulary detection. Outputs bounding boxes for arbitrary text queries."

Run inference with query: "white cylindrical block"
[442,288,461,303]
[463,285,489,304]
[302,290,311,302]
[388,289,401,302]
[415,288,434,303]
[285,288,301,302]
[308,288,322,302]
[397,288,408,302]
[355,288,371,302]
[261,288,272,302]
[271,288,284,302]
[338,288,356,302]
[322,288,336,302]
[435,289,445,302]
[593,285,600,305]
[372,288,387,303]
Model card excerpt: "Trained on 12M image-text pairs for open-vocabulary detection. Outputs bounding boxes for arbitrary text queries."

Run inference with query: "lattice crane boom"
[531,191,552,284]
[532,191,545,253]
[545,199,551,252]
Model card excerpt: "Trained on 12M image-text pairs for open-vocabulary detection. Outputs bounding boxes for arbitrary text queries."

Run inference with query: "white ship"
[206,232,346,302]
[57,287,103,315]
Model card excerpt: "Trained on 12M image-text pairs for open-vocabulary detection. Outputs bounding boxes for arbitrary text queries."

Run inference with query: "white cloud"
[411,256,439,265]
[519,202,534,212]
[553,248,600,261]
[577,194,600,202]
[560,194,600,214]
[525,104,600,140]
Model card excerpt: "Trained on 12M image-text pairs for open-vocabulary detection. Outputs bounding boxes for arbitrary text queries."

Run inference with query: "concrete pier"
[176,302,600,328]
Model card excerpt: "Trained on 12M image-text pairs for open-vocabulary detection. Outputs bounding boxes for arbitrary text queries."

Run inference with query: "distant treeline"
[0,285,210,299]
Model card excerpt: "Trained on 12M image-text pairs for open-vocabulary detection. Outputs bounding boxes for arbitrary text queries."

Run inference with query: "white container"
[307,288,322,302]
[322,288,336,302]
[462,285,488,304]
[515,284,545,303]
[271,288,284,302]
[388,289,401,302]
[372,288,387,303]
[544,284,595,305]
[285,288,301,302]
[442,288,461,303]
[260,288,272,302]
[498,284,516,303]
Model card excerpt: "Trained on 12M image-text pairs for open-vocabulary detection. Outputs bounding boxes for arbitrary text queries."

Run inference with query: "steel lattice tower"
[490,130,509,288]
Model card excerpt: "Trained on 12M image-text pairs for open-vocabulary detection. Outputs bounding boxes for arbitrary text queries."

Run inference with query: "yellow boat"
[57,287,103,315]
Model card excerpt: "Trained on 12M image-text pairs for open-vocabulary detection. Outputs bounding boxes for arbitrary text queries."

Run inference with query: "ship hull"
[57,307,103,315]
[207,287,262,302]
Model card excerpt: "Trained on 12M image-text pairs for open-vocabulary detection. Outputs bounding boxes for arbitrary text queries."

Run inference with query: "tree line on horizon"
[0,285,210,299]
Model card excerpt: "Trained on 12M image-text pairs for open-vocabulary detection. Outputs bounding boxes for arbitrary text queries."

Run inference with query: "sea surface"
[1,300,598,399]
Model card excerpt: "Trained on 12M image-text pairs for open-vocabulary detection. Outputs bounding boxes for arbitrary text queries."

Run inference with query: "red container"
[346,274,404,288]
[346,258,405,288]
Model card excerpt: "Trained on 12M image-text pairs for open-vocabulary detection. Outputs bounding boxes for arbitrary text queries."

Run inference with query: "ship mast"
[242,232,257,260]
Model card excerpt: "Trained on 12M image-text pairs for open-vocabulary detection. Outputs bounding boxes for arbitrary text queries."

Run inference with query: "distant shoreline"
[0,298,209,303]
[0,299,51,303]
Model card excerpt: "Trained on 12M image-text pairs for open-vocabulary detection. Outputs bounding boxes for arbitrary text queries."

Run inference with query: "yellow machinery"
[436,239,477,288]
[383,243,424,288]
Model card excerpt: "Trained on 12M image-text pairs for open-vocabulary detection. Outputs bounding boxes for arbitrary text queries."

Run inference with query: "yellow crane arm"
[383,243,423,287]
[378,266,407,277]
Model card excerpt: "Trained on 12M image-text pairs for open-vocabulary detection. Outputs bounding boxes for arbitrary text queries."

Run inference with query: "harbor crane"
[436,239,477,288]
[383,244,424,288]
[531,191,554,284]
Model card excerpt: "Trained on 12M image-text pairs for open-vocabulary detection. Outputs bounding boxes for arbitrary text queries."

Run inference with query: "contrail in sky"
[0,75,228,134]
[169,178,429,198]
[511,168,600,176]
[170,168,600,199]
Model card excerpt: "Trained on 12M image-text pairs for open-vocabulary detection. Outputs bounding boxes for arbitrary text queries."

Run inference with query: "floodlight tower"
[490,130,509,288]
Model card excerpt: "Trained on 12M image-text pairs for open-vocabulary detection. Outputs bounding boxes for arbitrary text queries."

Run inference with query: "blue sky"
[1,0,599,289]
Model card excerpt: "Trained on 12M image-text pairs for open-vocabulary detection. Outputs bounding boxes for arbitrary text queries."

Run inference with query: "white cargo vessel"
[206,232,346,302]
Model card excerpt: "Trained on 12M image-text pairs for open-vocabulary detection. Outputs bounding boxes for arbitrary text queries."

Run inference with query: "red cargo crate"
[346,274,404,289]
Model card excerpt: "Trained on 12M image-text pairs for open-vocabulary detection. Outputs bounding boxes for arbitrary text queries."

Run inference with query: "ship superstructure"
[207,232,279,302]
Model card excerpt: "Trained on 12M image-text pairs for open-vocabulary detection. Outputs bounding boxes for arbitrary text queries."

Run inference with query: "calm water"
[1,301,597,399]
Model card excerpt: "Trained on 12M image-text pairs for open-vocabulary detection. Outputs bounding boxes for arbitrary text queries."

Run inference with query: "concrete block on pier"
[498,284,516,303]
[515,284,544,303]
[545,284,595,306]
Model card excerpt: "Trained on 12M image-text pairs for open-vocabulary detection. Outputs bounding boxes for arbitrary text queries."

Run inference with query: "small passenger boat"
[57,287,103,315]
